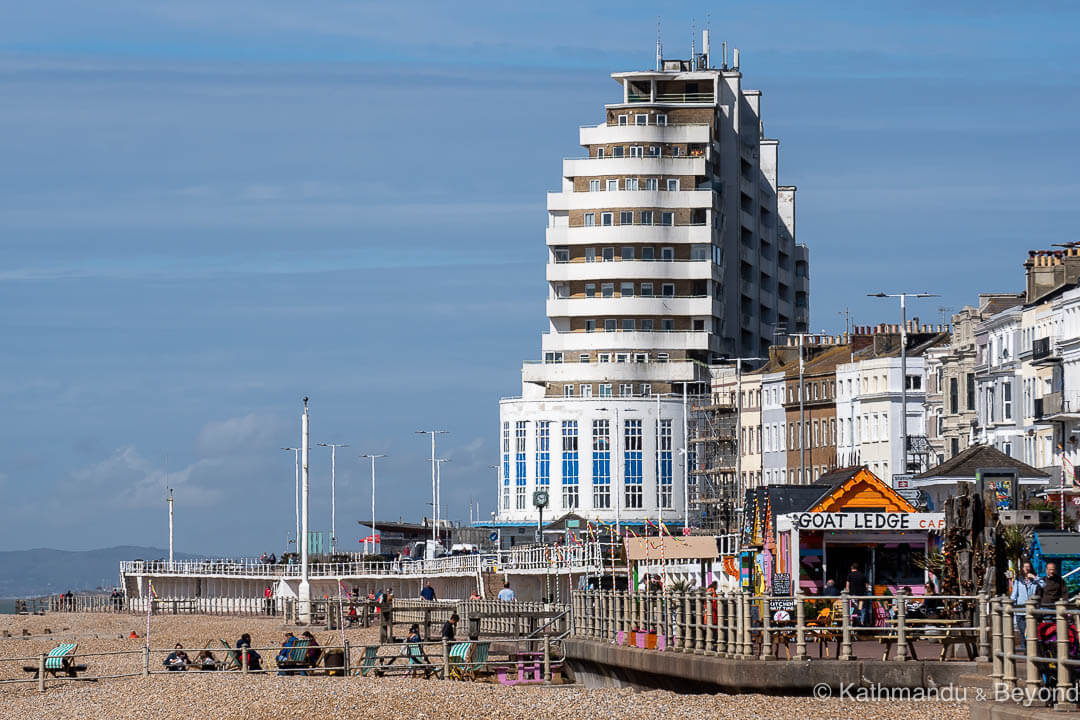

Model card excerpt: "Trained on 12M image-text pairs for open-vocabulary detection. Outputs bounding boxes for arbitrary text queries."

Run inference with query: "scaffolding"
[688,392,739,533]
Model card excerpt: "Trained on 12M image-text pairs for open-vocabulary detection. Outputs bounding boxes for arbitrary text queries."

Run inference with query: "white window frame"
[601,212,613,226]
[618,114,628,126]
[645,178,658,191]
[634,114,647,126]
[656,114,667,126]
[606,179,619,191]
[598,353,611,363]
[629,146,644,158]
[625,177,639,191]
[616,353,629,363]
[582,384,593,398]
[661,212,674,226]
[583,212,595,227]
[601,283,614,297]
[589,179,601,192]
[666,178,679,191]
[563,384,574,397]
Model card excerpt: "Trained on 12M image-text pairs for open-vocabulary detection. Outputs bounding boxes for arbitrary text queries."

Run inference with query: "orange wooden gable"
[810,467,916,513]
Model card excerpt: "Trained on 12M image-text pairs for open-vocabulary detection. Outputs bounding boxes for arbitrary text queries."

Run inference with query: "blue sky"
[2,2,1078,555]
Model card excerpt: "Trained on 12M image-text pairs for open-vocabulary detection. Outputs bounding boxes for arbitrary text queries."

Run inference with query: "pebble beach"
[0,613,973,720]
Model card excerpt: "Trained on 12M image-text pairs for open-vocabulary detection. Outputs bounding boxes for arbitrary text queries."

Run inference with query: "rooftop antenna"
[703,11,711,68]
[722,41,728,70]
[656,17,662,70]
[690,18,696,66]
[938,305,952,328]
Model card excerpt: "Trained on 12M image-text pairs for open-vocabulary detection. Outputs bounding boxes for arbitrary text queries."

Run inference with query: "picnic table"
[876,618,976,661]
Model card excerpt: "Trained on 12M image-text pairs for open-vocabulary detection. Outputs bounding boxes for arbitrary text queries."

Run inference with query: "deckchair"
[446,642,473,680]
[460,641,490,681]
[353,645,381,677]
[219,639,242,670]
[22,642,86,678]
[276,639,312,674]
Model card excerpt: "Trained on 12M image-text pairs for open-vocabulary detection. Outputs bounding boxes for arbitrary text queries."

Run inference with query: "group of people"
[420,581,516,602]
[162,644,219,671]
[1009,560,1067,641]
[275,631,322,675]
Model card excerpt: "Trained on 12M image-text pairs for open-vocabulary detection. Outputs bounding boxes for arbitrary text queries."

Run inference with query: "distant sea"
[0,598,16,614]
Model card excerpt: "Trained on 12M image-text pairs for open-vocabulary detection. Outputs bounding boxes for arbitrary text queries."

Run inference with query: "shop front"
[771,467,945,595]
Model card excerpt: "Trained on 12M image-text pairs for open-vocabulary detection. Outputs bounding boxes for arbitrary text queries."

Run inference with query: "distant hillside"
[0,546,201,597]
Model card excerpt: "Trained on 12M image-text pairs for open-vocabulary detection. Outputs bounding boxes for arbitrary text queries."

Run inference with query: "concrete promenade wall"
[565,639,984,694]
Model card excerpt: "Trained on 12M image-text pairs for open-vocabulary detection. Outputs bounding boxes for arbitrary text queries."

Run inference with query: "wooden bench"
[876,619,975,661]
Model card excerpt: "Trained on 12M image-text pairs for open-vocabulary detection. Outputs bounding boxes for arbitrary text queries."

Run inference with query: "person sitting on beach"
[236,633,261,671]
[276,633,297,675]
[196,649,217,670]
[164,643,189,671]
[302,631,321,669]
[406,623,432,678]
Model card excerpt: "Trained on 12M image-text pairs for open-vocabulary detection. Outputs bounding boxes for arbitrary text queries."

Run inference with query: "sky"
[2,1,1079,555]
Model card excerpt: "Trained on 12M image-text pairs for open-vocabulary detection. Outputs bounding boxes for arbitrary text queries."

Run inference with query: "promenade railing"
[571,589,989,662]
[989,595,1080,709]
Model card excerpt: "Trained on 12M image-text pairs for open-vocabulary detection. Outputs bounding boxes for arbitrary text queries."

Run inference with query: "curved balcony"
[578,122,711,146]
[546,259,717,282]
[562,155,707,178]
[522,359,703,384]
[546,223,713,246]
[540,330,717,353]
[548,189,716,211]
[546,296,719,318]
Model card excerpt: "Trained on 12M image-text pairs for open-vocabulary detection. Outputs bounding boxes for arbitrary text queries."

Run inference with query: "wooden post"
[976,591,990,662]
[794,591,807,661]
[441,638,449,679]
[839,592,853,661]
[143,645,150,676]
[37,652,45,692]
[1024,598,1039,695]
[344,639,351,676]
[543,634,551,683]
[1002,596,1016,690]
[990,596,1002,685]
[242,646,249,673]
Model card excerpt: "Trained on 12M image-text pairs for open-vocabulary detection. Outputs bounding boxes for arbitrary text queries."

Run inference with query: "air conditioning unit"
[998,510,1055,527]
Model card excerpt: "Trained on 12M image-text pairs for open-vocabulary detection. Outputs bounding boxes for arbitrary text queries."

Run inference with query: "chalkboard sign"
[769,573,794,613]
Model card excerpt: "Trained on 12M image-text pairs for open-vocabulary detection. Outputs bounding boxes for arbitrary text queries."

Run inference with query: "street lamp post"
[359,453,386,554]
[318,442,350,554]
[282,447,300,551]
[416,430,449,544]
[869,292,938,478]
[435,457,451,542]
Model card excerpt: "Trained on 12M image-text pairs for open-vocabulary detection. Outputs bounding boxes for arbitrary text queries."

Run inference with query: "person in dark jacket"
[235,633,261,671]
[822,579,841,596]
[1041,561,1067,606]
[441,613,459,641]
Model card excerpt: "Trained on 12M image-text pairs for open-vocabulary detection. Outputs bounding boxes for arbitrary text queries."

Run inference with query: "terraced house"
[496,38,810,528]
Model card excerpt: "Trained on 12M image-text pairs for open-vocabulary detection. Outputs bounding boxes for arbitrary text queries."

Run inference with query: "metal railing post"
[896,589,907,661]
[795,591,807,661]
[1024,598,1039,695]
[839,592,853,661]
[990,596,1002,685]
[976,591,989,662]
[1002,596,1016,691]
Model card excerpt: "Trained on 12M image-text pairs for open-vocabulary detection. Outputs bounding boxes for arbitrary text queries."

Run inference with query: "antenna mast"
[655,17,662,70]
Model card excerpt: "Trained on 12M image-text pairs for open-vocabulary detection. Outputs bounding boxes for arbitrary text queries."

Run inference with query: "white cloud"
[72,445,224,509]
[195,412,289,457]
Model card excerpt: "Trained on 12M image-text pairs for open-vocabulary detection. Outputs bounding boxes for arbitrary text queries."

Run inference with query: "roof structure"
[912,444,1050,481]
[1034,531,1080,557]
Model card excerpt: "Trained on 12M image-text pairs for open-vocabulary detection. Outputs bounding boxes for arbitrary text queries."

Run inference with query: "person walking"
[844,563,871,627]
[264,585,274,616]
[441,613,458,641]
[1009,561,1042,643]
[497,581,516,602]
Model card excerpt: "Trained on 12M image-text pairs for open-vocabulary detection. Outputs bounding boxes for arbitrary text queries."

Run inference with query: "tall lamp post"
[317,442,350,554]
[282,447,300,550]
[359,453,386,554]
[298,397,311,623]
[434,457,451,543]
[868,292,938,478]
[416,430,449,544]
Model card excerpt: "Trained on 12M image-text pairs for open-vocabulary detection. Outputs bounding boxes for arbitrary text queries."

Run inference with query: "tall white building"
[496,39,809,527]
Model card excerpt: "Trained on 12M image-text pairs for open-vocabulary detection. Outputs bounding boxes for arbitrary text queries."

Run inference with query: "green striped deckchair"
[354,645,380,677]
[219,639,241,670]
[22,642,83,678]
[462,641,490,681]
[446,642,473,680]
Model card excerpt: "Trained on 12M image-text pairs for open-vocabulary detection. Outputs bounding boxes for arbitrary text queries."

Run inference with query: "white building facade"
[496,41,808,526]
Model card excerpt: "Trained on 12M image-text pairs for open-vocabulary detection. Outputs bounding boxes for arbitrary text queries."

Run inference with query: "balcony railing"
[552,258,709,264]
[1032,336,1058,363]
[627,92,715,104]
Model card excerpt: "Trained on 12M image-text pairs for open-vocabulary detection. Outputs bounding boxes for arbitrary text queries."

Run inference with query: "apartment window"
[640,282,654,297]
[619,283,634,298]
[642,383,652,396]
[606,179,618,192]
[615,352,629,363]
[661,319,674,331]
[592,420,611,508]
[641,247,655,261]
[630,146,644,158]
[618,115,628,126]
[621,319,635,331]
[618,211,633,225]
[906,375,921,390]
[584,319,596,333]
[656,114,667,126]
[661,247,674,261]
[612,146,624,158]
[661,212,674,226]
[648,145,659,157]
[602,247,615,262]
[515,421,527,510]
[563,385,574,397]
[640,318,654,331]
[966,373,975,411]
[950,377,958,414]
[554,247,569,263]
[624,419,643,508]
[657,352,669,362]
[595,147,605,158]
[625,178,639,191]
[830,418,836,445]
[601,283,614,297]
[598,353,610,363]
[661,283,675,297]
[583,213,595,227]
[658,419,673,508]
[635,114,647,126]
[536,421,550,489]
[1003,381,1013,420]
[621,246,634,261]
[579,353,590,363]
[561,421,579,509]
[585,247,596,263]
[634,353,648,363]
[693,319,705,331]
[666,179,679,191]
[951,438,959,458]
[502,422,510,510]
[599,383,612,397]
[588,179,600,192]
[672,146,681,157]
[619,383,633,397]
[585,283,596,297]
[581,384,593,398]
[645,178,658,191]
